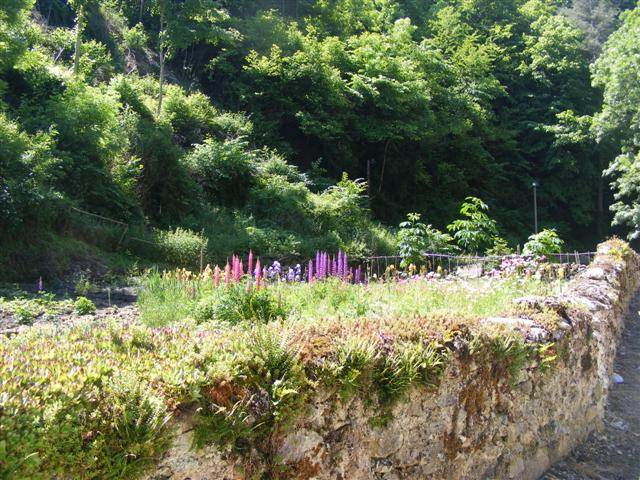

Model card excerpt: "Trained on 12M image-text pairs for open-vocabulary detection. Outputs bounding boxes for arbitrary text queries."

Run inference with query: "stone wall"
[147,241,640,480]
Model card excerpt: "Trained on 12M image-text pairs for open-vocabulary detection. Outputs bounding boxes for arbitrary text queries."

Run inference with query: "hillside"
[1,0,640,280]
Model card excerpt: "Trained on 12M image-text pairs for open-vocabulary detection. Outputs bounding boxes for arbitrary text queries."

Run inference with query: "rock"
[612,373,624,384]
[278,429,324,463]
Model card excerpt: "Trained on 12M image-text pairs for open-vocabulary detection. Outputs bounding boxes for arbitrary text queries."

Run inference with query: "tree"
[561,0,620,58]
[149,0,229,114]
[447,197,498,254]
[68,0,92,75]
[593,7,640,239]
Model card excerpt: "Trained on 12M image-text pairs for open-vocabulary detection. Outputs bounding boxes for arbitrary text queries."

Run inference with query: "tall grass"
[137,274,562,327]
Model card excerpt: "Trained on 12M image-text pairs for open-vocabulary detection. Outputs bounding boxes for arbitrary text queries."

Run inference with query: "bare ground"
[543,292,640,480]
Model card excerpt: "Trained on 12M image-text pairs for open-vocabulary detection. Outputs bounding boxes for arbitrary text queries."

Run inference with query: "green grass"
[137,273,563,327]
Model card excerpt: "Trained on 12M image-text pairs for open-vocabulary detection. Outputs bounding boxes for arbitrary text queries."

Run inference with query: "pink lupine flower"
[214,265,220,288]
[248,250,253,277]
[225,261,231,288]
[256,259,261,289]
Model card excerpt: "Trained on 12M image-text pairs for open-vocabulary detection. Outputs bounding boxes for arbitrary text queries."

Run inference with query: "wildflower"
[256,259,262,289]
[214,265,221,288]
[308,259,313,284]
[225,260,231,288]
[37,276,43,292]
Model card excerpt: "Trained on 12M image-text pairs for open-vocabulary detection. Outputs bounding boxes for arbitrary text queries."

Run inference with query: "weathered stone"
[278,429,324,463]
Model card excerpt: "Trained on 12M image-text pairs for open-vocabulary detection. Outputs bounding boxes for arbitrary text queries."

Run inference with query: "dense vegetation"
[1,0,640,279]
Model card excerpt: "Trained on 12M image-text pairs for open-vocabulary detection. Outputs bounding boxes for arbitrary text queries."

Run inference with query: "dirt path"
[543,292,640,480]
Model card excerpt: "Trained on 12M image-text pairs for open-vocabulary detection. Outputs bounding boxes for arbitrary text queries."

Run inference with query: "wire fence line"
[366,252,597,278]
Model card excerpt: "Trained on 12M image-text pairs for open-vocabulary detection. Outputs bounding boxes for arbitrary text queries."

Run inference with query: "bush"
[523,229,565,257]
[74,296,96,315]
[184,138,257,207]
[398,213,454,267]
[447,197,498,254]
[154,227,208,268]
[193,287,288,325]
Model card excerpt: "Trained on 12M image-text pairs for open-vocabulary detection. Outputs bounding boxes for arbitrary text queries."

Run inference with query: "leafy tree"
[561,0,620,58]
[447,197,498,254]
[593,6,640,239]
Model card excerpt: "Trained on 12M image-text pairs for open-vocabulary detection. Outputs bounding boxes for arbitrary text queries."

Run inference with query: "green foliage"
[398,213,454,267]
[153,227,207,269]
[74,296,96,315]
[193,287,289,325]
[0,326,174,479]
[523,229,565,256]
[2,0,637,276]
[447,197,498,254]
[486,237,514,257]
[185,138,257,207]
[193,327,307,457]
[490,333,533,386]
[594,6,640,240]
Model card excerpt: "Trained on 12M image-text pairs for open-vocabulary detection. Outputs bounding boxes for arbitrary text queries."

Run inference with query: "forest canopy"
[1,0,639,278]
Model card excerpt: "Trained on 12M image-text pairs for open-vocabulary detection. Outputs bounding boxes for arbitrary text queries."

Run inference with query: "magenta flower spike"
[332,256,337,277]
[214,265,220,288]
[255,259,261,289]
[308,259,313,284]
[325,253,330,279]
[337,251,343,278]
[248,250,253,278]
[225,260,231,288]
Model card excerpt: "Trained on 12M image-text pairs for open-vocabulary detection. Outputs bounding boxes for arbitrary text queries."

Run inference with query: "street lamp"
[532,181,538,234]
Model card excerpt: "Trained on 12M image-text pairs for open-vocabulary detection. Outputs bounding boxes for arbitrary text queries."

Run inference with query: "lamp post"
[532,181,538,234]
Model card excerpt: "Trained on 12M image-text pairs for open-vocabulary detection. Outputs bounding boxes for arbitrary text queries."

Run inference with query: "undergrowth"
[0,312,560,479]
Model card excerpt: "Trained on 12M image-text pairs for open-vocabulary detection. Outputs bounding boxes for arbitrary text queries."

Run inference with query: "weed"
[74,296,96,315]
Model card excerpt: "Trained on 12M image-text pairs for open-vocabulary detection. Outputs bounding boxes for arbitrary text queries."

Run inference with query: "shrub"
[74,296,96,315]
[123,23,148,50]
[523,229,565,257]
[447,197,498,254]
[184,138,257,207]
[154,227,207,268]
[398,213,454,267]
[486,237,514,257]
[193,287,288,325]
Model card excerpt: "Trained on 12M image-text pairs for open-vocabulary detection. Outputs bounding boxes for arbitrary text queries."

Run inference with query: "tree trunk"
[157,14,165,116]
[73,5,84,76]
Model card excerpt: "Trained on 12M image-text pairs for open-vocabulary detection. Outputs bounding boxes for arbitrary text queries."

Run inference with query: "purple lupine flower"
[294,264,302,281]
[287,268,295,282]
[337,251,343,278]
[308,259,313,284]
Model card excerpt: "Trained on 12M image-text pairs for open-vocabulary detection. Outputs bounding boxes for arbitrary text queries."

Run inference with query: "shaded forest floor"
[544,293,640,480]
